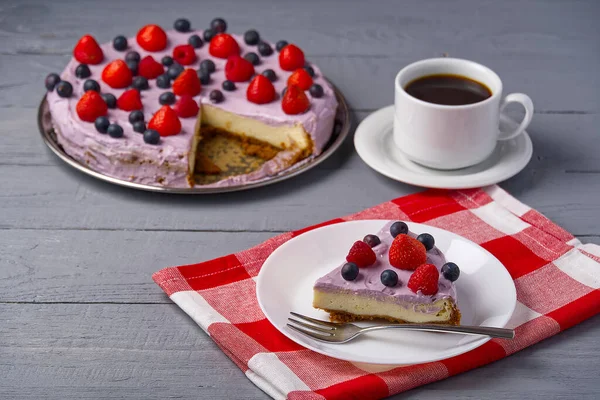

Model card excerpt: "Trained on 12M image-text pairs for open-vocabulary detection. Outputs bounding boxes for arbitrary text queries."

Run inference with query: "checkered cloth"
[153,186,600,400]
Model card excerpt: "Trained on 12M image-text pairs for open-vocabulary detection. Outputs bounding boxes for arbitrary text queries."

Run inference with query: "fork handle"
[362,324,515,339]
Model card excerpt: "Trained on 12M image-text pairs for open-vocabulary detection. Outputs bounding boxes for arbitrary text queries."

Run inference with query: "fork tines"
[286,312,338,342]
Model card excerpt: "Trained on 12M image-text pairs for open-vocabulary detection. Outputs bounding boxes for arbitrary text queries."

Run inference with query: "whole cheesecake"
[44,18,338,188]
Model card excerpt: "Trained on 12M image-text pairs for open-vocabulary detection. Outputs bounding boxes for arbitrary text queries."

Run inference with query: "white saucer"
[354,106,533,189]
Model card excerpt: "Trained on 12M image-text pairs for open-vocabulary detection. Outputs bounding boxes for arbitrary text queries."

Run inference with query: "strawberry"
[136,24,167,52]
[209,33,240,59]
[408,264,439,295]
[117,89,143,111]
[346,241,376,267]
[174,95,200,118]
[76,91,107,122]
[287,68,313,90]
[225,55,255,82]
[281,84,310,115]
[73,35,104,65]
[388,235,427,271]
[246,75,275,104]
[172,44,197,65]
[172,69,201,97]
[148,106,181,136]
[279,44,305,71]
[138,56,164,79]
[101,59,132,88]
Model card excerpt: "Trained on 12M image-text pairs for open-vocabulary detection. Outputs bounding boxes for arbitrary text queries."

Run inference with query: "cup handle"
[498,93,534,141]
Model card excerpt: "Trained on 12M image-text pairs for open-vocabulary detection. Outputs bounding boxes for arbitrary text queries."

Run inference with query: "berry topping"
[132,76,149,91]
[159,91,176,105]
[117,89,143,111]
[408,264,439,295]
[101,93,117,109]
[209,33,240,59]
[200,59,216,73]
[341,262,359,281]
[390,221,408,237]
[210,89,224,103]
[128,110,144,124]
[75,64,91,79]
[417,233,435,251]
[275,40,288,52]
[76,90,108,122]
[303,65,315,77]
[101,59,132,89]
[279,44,305,71]
[173,44,197,65]
[136,24,168,52]
[113,35,128,51]
[287,68,313,90]
[188,34,203,49]
[261,69,277,82]
[107,123,124,138]
[309,84,324,98]
[441,262,460,282]
[388,234,427,270]
[83,79,100,92]
[210,18,227,33]
[174,18,191,33]
[172,68,201,97]
[167,63,184,80]
[138,56,164,79]
[73,35,104,65]
[197,69,211,85]
[125,51,141,63]
[381,269,399,287]
[132,121,146,133]
[246,75,275,104]
[244,52,260,66]
[174,95,199,118]
[281,84,310,115]
[56,81,73,98]
[225,55,255,82]
[143,129,160,144]
[222,80,236,91]
[148,105,181,136]
[257,41,273,56]
[346,241,377,268]
[203,28,216,42]
[156,74,171,89]
[281,87,288,97]
[363,234,381,248]
[126,60,138,76]
[45,73,61,91]
[94,116,110,133]
[161,56,174,66]
[244,30,260,45]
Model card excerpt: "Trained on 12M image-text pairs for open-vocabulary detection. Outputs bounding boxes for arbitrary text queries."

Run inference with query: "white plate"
[354,106,533,189]
[256,220,516,366]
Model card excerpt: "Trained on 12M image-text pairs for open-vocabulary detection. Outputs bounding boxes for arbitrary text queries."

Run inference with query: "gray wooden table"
[1,0,599,398]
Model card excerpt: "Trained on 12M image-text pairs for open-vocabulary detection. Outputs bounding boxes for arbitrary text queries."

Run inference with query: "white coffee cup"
[393,58,534,170]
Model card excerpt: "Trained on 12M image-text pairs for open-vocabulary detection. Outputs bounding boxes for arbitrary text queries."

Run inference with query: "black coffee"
[405,74,492,106]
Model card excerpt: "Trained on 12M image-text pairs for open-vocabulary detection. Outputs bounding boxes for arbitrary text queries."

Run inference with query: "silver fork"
[287,312,514,343]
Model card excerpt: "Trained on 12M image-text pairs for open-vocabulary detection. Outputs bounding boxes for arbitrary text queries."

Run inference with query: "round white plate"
[256,220,516,365]
[354,106,533,189]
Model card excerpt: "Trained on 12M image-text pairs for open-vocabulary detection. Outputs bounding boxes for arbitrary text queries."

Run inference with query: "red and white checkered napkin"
[153,186,600,400]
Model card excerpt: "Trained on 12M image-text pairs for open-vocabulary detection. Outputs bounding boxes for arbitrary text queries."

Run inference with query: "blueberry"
[161,56,174,66]
[275,40,288,52]
[126,60,138,76]
[441,262,460,282]
[167,64,184,79]
[101,93,117,109]
[143,129,160,144]
[309,84,324,98]
[94,116,110,134]
[222,80,236,91]
[125,51,140,63]
[199,59,216,73]
[244,52,260,66]
[203,28,216,42]
[159,91,176,105]
[210,18,227,33]
[281,86,288,97]
[132,76,149,91]
[209,89,224,103]
[303,64,315,77]
[128,110,144,124]
[244,29,260,45]
[55,81,73,98]
[45,73,61,91]
[363,234,381,248]
[257,41,273,56]
[390,221,408,237]
[174,18,191,33]
[83,79,100,92]
[107,123,123,138]
[380,269,399,287]
[132,121,146,133]
[197,69,211,85]
[113,35,128,51]
[188,34,203,48]
[75,64,91,79]
[261,69,277,82]
[156,74,171,89]
[416,233,435,251]
[341,262,359,281]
